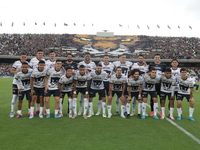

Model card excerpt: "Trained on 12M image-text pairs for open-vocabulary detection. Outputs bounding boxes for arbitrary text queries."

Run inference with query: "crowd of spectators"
[0,63,12,76]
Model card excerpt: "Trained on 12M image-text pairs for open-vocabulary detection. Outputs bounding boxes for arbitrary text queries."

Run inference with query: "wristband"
[85,91,88,94]
[73,91,76,94]
[138,95,141,97]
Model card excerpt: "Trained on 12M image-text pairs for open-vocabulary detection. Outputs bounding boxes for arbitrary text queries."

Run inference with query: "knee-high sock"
[73,98,77,114]
[142,103,146,116]
[83,98,88,115]
[116,96,120,112]
[102,102,106,114]
[170,107,174,117]
[79,94,84,110]
[97,100,102,113]
[68,98,72,114]
[150,98,154,111]
[107,105,112,115]
[132,97,137,113]
[59,98,63,113]
[138,103,142,114]
[189,107,194,117]
[153,103,158,116]
[88,102,93,115]
[126,103,130,114]
[11,95,17,112]
[121,105,125,115]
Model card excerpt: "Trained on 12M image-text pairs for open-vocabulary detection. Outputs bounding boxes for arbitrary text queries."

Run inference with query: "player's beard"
[67,59,72,62]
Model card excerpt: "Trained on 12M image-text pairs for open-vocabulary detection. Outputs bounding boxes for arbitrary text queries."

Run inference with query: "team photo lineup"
[10,49,196,121]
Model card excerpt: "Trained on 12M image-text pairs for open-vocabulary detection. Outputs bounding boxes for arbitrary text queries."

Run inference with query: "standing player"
[29,60,47,119]
[73,65,91,119]
[78,52,96,115]
[148,54,166,116]
[127,69,143,119]
[130,54,148,116]
[112,54,132,115]
[88,64,108,118]
[97,55,114,115]
[9,53,28,117]
[58,67,74,118]
[15,62,32,118]
[160,68,176,120]
[46,50,56,69]
[29,49,46,114]
[141,68,160,119]
[44,60,65,118]
[107,67,127,118]
[176,68,195,121]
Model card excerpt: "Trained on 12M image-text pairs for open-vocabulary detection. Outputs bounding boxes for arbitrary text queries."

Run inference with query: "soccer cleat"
[150,111,154,116]
[130,112,135,116]
[169,116,175,120]
[58,113,63,118]
[159,111,162,116]
[114,111,119,116]
[107,113,112,118]
[121,114,126,118]
[78,109,82,115]
[72,114,77,119]
[44,110,47,115]
[36,110,40,115]
[68,113,72,118]
[141,115,146,119]
[137,114,141,119]
[153,115,159,120]
[126,114,130,119]
[124,112,127,116]
[39,114,43,118]
[102,113,107,118]
[83,114,87,119]
[15,114,22,118]
[46,114,50,118]
[87,114,92,118]
[160,116,165,120]
[54,114,59,118]
[95,112,100,116]
[177,116,182,120]
[188,117,195,121]
[10,112,14,118]
[29,113,34,119]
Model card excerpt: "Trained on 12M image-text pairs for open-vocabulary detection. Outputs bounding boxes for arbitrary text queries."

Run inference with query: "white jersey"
[189,77,196,84]
[113,61,132,76]
[59,75,74,92]
[177,76,193,95]
[143,75,160,91]
[31,68,48,88]
[78,61,96,72]
[46,59,56,69]
[29,57,46,69]
[131,62,149,77]
[46,67,65,90]
[90,71,108,90]
[15,69,33,91]
[109,74,127,91]
[12,60,29,84]
[171,67,181,91]
[160,75,176,93]
[99,61,115,81]
[127,76,144,92]
[74,72,91,88]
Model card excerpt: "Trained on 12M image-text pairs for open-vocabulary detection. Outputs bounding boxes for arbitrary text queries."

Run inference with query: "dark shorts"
[12,84,18,95]
[103,81,109,95]
[160,91,173,101]
[61,91,72,98]
[76,88,87,95]
[177,93,190,102]
[89,89,105,98]
[142,91,157,98]
[18,90,31,100]
[131,92,139,99]
[110,91,123,98]
[33,87,45,96]
[44,89,60,97]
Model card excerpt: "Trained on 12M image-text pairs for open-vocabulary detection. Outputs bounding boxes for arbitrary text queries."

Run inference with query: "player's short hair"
[131,69,141,75]
[104,54,109,57]
[154,54,160,57]
[116,66,122,70]
[38,60,45,64]
[165,68,171,73]
[22,62,28,65]
[56,59,62,63]
[150,67,156,72]
[138,54,144,58]
[96,64,102,67]
[37,49,43,53]
[66,53,72,57]
[121,53,126,57]
[85,52,91,56]
[171,59,179,63]
[79,65,85,68]
[49,50,55,54]
[180,68,187,72]
[20,53,26,56]
[65,67,72,71]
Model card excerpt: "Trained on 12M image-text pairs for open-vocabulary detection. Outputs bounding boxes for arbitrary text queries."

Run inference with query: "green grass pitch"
[0,78,200,150]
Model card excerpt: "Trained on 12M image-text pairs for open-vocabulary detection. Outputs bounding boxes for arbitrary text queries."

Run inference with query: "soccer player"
[112,54,132,115]
[44,60,65,118]
[29,60,47,119]
[46,50,56,69]
[190,73,199,92]
[97,54,114,115]
[78,52,96,115]
[127,69,143,119]
[29,49,46,114]
[130,54,148,116]
[148,54,166,116]
[160,68,176,120]
[58,67,74,118]
[88,64,108,118]
[9,53,28,117]
[107,67,127,118]
[73,65,91,119]
[176,68,195,121]
[141,68,160,119]
[15,62,32,118]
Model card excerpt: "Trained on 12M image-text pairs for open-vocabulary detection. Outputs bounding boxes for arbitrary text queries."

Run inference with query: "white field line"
[146,104,200,145]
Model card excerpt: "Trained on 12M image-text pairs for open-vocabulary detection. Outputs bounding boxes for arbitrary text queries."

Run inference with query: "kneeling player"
[107,67,127,118]
[176,68,195,121]
[44,60,65,118]
[15,62,32,118]
[73,65,91,119]
[58,67,74,118]
[127,69,143,119]
[142,68,160,119]
[160,68,176,120]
